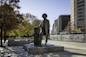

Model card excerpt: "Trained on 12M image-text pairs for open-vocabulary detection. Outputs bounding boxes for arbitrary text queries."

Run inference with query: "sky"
[19,0,71,31]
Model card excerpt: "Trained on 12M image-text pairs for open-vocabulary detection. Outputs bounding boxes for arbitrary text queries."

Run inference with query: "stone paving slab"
[43,40,86,50]
[0,46,64,57]
[0,39,86,57]
[23,43,64,54]
[0,46,86,57]
[42,40,86,55]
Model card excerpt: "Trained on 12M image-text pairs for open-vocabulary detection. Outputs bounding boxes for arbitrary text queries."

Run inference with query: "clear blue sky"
[19,0,71,30]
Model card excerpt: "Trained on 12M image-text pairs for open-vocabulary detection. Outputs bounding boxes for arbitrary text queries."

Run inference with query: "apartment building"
[51,15,70,34]
[71,0,86,32]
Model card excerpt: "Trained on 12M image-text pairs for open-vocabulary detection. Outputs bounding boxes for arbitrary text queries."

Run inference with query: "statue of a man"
[41,13,50,45]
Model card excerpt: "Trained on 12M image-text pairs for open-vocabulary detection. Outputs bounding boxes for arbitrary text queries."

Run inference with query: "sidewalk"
[42,40,86,50]
[42,40,86,54]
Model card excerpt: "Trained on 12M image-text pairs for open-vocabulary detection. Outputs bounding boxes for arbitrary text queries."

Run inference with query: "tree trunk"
[4,30,6,43]
[0,24,3,47]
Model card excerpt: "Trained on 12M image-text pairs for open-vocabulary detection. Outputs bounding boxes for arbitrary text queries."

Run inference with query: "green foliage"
[73,27,81,33]
[32,19,41,28]
[0,0,41,37]
[7,16,34,37]
[7,17,42,37]
[0,0,21,38]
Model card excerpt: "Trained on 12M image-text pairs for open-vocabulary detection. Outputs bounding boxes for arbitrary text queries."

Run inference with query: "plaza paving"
[0,39,86,57]
[42,40,86,54]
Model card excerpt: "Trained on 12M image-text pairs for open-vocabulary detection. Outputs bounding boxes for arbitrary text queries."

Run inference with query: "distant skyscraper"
[71,0,86,32]
[51,15,70,34]
[57,15,70,33]
[51,19,58,35]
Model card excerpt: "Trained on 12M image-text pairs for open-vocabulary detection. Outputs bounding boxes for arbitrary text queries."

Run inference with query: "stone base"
[23,43,64,54]
[8,39,32,46]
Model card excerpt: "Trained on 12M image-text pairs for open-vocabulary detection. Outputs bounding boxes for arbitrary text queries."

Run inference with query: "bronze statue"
[33,13,50,46]
[41,13,50,45]
[34,27,42,46]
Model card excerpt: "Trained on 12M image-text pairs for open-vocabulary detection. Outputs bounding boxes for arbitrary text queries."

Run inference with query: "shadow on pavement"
[64,50,86,57]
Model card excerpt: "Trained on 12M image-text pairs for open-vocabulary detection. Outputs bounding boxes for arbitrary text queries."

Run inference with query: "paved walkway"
[42,40,86,50]
[42,40,86,54]
[0,40,86,57]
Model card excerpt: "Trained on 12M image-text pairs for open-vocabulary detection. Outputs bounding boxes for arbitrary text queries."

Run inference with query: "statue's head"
[42,13,47,19]
[34,27,40,34]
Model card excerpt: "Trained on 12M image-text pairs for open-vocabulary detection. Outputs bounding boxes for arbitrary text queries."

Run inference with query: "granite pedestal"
[23,43,64,54]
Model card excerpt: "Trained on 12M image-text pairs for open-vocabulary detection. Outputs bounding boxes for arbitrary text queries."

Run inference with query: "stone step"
[8,40,32,46]
[23,43,64,54]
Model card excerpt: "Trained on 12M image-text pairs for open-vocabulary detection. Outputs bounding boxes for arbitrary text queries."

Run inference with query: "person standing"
[41,13,50,45]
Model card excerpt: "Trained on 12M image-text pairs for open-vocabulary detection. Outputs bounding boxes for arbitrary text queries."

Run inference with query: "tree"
[32,19,41,28]
[0,0,21,47]
[7,15,42,37]
[7,15,34,37]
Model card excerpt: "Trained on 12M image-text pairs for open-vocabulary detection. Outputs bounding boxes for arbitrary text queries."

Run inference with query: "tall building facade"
[71,0,86,32]
[51,20,58,35]
[51,15,70,34]
[58,15,70,33]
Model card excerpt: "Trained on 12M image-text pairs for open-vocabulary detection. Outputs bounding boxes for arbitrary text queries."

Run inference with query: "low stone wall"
[8,38,34,46]
[50,34,86,42]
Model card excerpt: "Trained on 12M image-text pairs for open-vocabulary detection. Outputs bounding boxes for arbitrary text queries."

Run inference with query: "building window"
[78,19,83,21]
[78,8,83,10]
[77,0,84,4]
[77,4,84,7]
